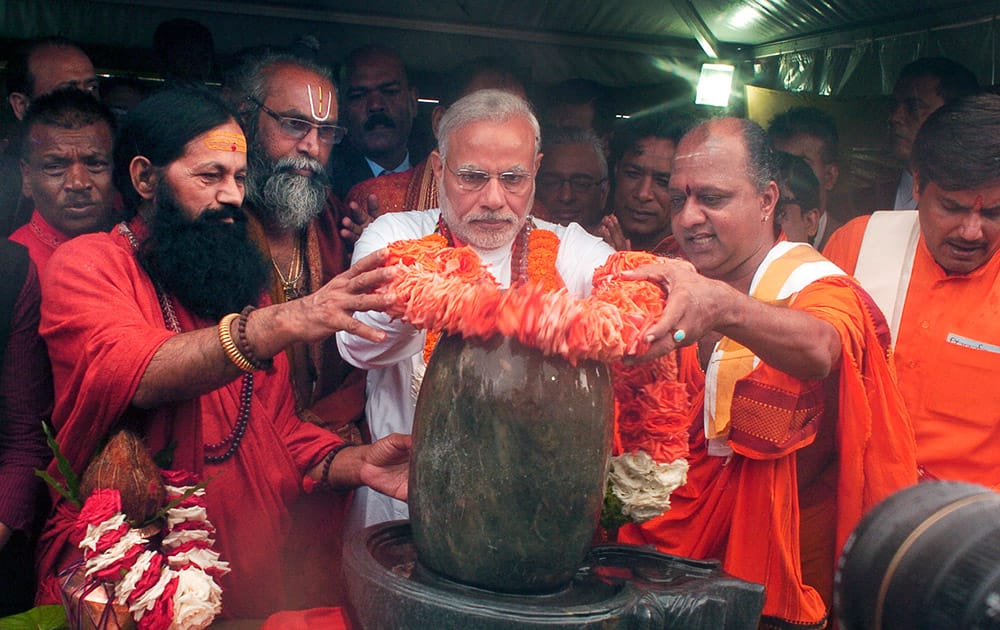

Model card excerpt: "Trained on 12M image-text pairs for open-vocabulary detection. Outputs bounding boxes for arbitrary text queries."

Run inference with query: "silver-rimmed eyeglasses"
[248,97,347,146]
[444,160,533,194]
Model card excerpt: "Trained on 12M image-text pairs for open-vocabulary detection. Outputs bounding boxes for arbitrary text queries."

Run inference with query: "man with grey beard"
[228,52,366,444]
[338,89,615,527]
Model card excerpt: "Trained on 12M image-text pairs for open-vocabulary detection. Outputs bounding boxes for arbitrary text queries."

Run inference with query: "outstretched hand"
[359,433,411,501]
[341,193,381,245]
[294,248,398,344]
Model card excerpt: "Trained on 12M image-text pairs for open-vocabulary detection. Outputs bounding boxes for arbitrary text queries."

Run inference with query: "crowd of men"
[0,29,997,630]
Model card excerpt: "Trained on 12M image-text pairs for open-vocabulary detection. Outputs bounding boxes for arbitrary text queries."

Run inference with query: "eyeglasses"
[536,174,606,193]
[444,160,533,194]
[248,97,347,145]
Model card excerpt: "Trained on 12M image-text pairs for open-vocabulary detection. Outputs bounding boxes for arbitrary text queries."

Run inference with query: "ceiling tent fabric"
[1,0,997,104]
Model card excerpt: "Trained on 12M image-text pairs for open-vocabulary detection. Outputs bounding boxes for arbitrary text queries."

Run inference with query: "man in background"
[824,94,1000,492]
[601,111,686,255]
[768,106,843,249]
[535,126,609,233]
[774,151,822,245]
[341,56,528,237]
[3,37,100,237]
[887,57,978,210]
[328,45,421,198]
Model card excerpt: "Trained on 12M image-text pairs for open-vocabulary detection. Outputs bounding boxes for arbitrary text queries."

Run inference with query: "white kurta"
[337,209,615,526]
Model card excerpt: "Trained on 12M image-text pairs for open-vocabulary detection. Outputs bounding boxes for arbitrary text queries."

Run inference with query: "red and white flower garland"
[76,469,230,630]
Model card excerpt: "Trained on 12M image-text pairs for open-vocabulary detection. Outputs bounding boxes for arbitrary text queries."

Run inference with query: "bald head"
[669,118,780,289]
[8,39,98,120]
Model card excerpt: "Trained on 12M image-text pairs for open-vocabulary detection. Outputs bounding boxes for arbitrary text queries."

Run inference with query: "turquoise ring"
[673,329,686,343]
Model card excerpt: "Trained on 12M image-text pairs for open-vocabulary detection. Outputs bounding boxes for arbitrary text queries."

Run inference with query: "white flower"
[170,567,223,630]
[79,513,128,553]
[609,451,689,523]
[162,527,212,548]
[115,550,157,605]
[84,527,147,580]
[128,566,175,620]
[164,485,205,498]
[166,547,230,575]
[166,505,208,528]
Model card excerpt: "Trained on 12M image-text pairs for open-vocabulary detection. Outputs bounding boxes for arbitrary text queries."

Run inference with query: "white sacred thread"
[308,85,332,121]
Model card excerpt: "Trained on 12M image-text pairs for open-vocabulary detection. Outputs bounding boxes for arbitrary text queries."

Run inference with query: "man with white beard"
[228,53,367,442]
[338,89,615,526]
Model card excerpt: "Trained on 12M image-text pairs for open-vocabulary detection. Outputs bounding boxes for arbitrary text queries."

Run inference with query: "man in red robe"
[35,88,410,621]
[619,118,917,628]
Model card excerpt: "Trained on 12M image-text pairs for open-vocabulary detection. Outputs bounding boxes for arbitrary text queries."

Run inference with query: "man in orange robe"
[823,94,1000,491]
[34,88,410,620]
[619,118,917,628]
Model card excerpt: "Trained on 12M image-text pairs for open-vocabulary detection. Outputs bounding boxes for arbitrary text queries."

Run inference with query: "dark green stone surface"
[409,334,614,594]
[342,522,766,629]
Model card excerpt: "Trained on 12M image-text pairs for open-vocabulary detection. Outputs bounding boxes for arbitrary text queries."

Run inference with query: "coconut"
[79,429,167,525]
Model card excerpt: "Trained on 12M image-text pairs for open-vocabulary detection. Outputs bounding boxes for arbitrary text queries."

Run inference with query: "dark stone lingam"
[409,333,614,593]
[343,334,765,628]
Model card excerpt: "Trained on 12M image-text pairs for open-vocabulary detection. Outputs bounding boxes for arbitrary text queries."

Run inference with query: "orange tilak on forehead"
[308,84,333,121]
[203,130,247,153]
[973,194,984,211]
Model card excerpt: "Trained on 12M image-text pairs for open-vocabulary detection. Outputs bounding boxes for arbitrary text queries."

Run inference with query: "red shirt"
[9,210,69,272]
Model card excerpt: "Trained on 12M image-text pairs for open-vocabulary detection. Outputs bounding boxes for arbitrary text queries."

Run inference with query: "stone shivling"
[343,334,765,629]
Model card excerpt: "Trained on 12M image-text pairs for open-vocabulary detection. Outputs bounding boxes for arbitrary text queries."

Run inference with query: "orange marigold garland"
[383,235,691,522]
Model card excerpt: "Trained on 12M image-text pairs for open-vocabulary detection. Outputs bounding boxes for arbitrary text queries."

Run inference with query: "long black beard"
[139,185,269,322]
[245,141,329,231]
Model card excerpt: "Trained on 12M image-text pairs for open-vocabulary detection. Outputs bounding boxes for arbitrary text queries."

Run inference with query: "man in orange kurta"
[823,94,1000,491]
[619,118,916,628]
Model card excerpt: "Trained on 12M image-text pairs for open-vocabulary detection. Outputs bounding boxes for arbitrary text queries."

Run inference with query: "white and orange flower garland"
[384,234,691,521]
[75,469,230,630]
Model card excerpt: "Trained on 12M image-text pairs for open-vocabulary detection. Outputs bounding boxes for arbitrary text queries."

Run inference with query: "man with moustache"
[328,45,422,199]
[600,111,687,255]
[34,88,410,620]
[824,94,1000,491]
[228,52,364,442]
[337,89,615,527]
[342,56,528,223]
[11,88,118,271]
[616,118,915,628]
